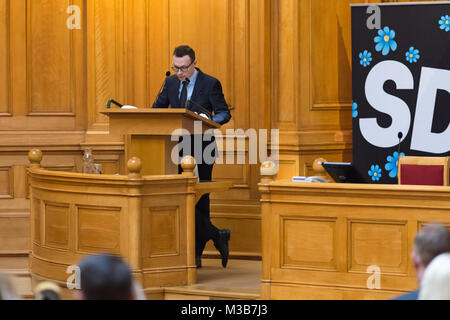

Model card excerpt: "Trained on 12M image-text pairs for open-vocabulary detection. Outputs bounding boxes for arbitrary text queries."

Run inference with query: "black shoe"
[214,229,230,268]
[196,255,202,269]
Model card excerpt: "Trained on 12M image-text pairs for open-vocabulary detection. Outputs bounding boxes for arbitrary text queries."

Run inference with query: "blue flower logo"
[352,102,358,118]
[374,26,398,56]
[359,50,372,67]
[405,47,420,63]
[385,152,405,178]
[368,164,382,181]
[439,15,450,32]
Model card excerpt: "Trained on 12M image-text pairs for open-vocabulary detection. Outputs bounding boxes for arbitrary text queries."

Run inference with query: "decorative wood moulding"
[0,166,13,198]
[0,0,11,116]
[277,130,352,151]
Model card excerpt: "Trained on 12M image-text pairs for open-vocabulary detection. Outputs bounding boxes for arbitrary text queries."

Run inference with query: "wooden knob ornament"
[260,160,278,176]
[127,157,142,177]
[313,158,327,176]
[181,156,196,176]
[28,149,43,168]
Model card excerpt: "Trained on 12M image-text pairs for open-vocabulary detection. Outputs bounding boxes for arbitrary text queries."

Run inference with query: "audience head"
[0,272,21,300]
[77,254,135,300]
[411,223,450,283]
[34,281,61,300]
[419,253,450,300]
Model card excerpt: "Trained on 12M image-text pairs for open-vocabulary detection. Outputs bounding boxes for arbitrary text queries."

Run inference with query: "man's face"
[172,55,196,81]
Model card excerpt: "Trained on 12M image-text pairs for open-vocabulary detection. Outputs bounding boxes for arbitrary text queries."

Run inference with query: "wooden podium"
[27,110,232,299]
[101,109,221,176]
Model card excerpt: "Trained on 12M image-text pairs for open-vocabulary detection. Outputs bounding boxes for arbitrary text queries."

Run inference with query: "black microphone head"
[398,132,403,139]
[185,78,190,84]
[165,71,171,77]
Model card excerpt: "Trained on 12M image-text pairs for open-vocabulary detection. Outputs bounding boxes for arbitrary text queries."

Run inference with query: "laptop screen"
[321,162,365,183]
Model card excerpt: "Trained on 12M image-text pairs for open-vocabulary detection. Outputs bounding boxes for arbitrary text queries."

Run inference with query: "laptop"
[321,162,365,183]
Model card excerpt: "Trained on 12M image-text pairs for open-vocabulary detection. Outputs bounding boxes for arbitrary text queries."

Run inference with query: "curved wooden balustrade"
[259,159,450,300]
[27,149,230,299]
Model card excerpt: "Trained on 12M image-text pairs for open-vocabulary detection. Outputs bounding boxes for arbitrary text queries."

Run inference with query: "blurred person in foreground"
[419,253,450,300]
[0,272,21,300]
[393,223,450,300]
[75,254,145,300]
[34,281,61,300]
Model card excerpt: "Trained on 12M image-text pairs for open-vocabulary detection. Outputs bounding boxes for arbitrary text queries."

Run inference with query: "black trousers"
[178,135,220,257]
[195,162,220,257]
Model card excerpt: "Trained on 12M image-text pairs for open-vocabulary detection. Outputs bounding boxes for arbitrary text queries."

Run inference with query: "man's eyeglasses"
[171,60,195,73]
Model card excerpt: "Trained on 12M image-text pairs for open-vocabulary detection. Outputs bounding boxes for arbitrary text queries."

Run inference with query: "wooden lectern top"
[102,108,221,136]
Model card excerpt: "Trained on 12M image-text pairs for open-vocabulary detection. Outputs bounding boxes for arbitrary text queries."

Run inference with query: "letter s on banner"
[360,60,413,148]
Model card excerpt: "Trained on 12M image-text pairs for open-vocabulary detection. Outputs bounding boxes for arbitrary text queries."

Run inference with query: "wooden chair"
[398,156,450,186]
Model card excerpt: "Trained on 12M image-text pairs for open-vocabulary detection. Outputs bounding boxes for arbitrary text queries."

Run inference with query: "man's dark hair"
[37,290,60,300]
[79,254,133,300]
[414,223,450,266]
[173,45,196,63]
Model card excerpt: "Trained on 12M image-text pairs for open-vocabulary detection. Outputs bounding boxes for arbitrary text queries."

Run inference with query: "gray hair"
[414,223,450,266]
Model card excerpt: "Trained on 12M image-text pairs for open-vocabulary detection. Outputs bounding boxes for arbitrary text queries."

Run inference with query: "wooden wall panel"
[88,0,124,129]
[44,202,69,250]
[0,214,29,253]
[349,220,408,275]
[282,217,337,270]
[77,206,121,254]
[169,0,231,100]
[0,0,9,114]
[147,1,170,109]
[310,0,353,111]
[28,0,72,114]
[144,207,180,257]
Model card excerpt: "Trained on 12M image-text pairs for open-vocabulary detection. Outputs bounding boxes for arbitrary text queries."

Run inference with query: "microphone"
[107,99,123,109]
[397,131,403,155]
[152,71,171,106]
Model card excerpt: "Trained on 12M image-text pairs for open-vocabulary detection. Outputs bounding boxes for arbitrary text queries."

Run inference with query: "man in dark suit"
[153,45,231,269]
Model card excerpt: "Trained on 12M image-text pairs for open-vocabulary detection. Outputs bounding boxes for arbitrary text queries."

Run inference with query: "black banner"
[351,3,450,184]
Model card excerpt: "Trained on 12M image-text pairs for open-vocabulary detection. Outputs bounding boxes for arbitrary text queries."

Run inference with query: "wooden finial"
[181,156,196,176]
[28,149,43,169]
[313,158,327,178]
[260,160,278,182]
[127,157,142,178]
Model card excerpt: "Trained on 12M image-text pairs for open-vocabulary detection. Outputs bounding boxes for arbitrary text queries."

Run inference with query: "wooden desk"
[259,163,450,300]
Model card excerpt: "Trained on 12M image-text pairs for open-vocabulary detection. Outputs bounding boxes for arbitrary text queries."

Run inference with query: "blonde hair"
[34,281,61,300]
[419,253,450,300]
[0,272,21,300]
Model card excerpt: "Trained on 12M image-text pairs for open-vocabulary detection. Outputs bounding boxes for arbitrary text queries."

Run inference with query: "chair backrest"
[398,156,450,186]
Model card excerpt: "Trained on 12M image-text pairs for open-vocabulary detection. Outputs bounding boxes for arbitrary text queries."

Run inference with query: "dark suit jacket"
[391,290,419,300]
[152,68,231,125]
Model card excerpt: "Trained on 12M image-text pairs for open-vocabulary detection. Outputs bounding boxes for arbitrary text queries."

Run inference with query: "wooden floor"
[165,258,262,300]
